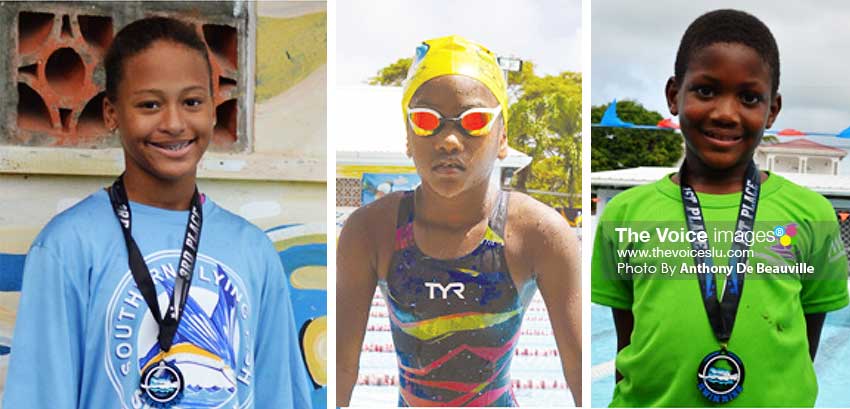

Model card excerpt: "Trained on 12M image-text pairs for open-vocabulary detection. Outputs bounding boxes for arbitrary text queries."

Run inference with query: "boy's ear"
[665,76,680,116]
[103,96,118,132]
[765,92,782,129]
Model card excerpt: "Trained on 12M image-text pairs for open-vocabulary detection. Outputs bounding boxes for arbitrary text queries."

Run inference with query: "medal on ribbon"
[679,161,760,403]
[108,175,203,407]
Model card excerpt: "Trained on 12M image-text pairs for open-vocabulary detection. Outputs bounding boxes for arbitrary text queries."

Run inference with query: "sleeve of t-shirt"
[253,238,312,409]
[800,216,849,314]
[591,208,634,310]
[3,244,86,409]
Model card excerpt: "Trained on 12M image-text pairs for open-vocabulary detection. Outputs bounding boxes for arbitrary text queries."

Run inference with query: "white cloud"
[337,0,582,86]
[592,0,850,133]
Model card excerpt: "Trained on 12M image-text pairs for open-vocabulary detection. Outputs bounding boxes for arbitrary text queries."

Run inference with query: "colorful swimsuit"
[379,190,537,407]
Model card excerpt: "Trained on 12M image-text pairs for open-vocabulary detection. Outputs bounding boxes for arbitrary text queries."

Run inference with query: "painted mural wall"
[0,2,327,408]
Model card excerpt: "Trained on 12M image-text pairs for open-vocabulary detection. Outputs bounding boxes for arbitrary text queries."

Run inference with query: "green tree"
[590,100,682,171]
[508,69,582,209]
[368,58,412,86]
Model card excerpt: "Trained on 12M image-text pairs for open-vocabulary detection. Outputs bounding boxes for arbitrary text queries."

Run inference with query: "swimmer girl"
[338,35,582,407]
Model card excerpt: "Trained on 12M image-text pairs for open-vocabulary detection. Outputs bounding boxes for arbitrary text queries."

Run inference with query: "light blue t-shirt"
[3,189,311,409]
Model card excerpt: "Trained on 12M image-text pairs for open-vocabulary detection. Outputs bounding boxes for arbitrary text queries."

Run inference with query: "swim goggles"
[406,105,502,137]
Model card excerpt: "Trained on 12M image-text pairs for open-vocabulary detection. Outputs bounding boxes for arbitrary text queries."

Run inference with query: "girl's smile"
[104,40,214,185]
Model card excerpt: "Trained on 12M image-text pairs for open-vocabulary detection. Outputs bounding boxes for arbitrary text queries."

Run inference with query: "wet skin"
[404,75,507,260]
[103,40,215,210]
[665,42,781,194]
[406,75,507,202]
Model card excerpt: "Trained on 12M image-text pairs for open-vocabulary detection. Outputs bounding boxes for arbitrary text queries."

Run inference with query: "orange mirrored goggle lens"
[460,112,490,132]
[407,107,500,137]
[410,111,441,132]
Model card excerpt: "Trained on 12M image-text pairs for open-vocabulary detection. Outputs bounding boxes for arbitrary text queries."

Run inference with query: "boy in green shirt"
[592,9,849,407]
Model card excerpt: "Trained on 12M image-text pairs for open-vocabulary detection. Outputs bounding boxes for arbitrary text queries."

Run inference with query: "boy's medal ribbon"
[679,161,760,403]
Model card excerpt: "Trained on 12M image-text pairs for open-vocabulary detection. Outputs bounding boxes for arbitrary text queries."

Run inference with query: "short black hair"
[104,17,212,101]
[674,9,780,96]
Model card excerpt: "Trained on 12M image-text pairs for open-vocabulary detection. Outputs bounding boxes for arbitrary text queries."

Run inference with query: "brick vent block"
[3,2,251,151]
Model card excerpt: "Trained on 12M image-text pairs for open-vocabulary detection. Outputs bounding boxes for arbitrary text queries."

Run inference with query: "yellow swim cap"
[401,35,509,127]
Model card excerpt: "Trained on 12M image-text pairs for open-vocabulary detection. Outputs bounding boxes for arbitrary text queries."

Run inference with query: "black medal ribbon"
[680,161,760,403]
[680,161,759,342]
[108,174,202,406]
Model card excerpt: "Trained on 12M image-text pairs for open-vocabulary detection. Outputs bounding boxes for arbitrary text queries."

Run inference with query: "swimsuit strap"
[395,190,416,228]
[393,191,416,251]
[488,190,509,238]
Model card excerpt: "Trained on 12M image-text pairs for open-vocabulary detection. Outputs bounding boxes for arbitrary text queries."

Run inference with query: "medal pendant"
[140,360,185,407]
[697,349,744,403]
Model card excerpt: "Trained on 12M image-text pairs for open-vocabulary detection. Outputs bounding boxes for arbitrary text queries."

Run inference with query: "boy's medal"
[697,348,745,403]
[680,161,760,403]
[108,174,203,407]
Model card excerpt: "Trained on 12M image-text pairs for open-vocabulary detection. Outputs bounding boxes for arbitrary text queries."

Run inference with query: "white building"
[755,138,847,175]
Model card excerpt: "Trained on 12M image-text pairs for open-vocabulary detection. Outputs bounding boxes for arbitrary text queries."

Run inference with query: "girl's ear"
[665,76,680,116]
[103,96,118,132]
[497,124,508,160]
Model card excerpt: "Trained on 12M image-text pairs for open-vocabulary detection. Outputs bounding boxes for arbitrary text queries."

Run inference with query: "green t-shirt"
[592,172,849,407]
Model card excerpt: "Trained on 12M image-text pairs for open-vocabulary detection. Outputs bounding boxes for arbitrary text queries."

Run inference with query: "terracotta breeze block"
[16,11,110,146]
[7,3,248,151]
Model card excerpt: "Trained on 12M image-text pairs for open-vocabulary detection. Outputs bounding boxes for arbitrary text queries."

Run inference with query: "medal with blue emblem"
[697,348,745,402]
[680,161,760,404]
[108,175,203,408]
[140,360,185,407]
